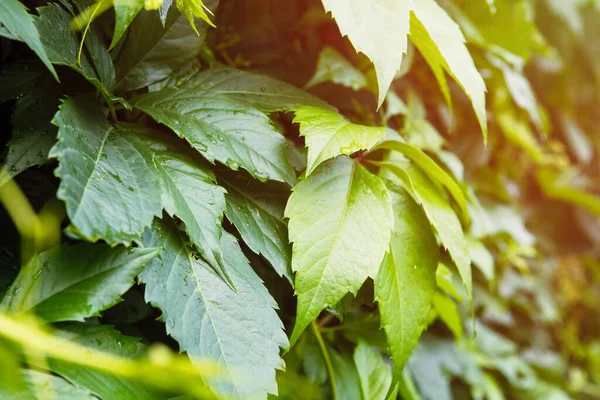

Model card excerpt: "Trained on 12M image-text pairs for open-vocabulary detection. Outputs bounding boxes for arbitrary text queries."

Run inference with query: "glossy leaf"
[285,157,393,344]
[1,243,158,322]
[294,106,385,176]
[141,218,288,399]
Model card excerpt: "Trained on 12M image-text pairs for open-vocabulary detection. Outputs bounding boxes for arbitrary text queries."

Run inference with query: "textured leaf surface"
[115,2,215,91]
[111,0,145,49]
[220,172,293,282]
[381,160,472,297]
[321,0,411,107]
[410,0,487,139]
[0,370,96,400]
[133,80,296,184]
[50,325,163,400]
[374,187,438,376]
[137,129,228,282]
[354,341,393,400]
[0,78,59,186]
[50,97,162,245]
[141,218,288,399]
[305,46,368,91]
[285,157,393,344]
[0,0,57,78]
[294,106,385,176]
[1,243,158,322]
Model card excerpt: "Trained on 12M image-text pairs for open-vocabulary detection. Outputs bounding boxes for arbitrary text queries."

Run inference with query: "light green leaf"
[1,243,158,322]
[467,237,494,282]
[133,76,297,184]
[330,349,361,400]
[374,140,469,224]
[115,2,215,91]
[432,292,463,339]
[110,0,145,49]
[536,168,600,217]
[285,157,393,344]
[220,172,293,283]
[0,370,96,400]
[0,78,60,186]
[34,3,120,104]
[321,0,412,107]
[379,160,472,298]
[50,96,163,245]
[135,128,229,284]
[141,218,288,399]
[0,0,57,79]
[294,106,385,176]
[176,0,215,33]
[374,186,438,376]
[410,0,487,139]
[353,341,392,400]
[50,325,164,400]
[305,46,368,91]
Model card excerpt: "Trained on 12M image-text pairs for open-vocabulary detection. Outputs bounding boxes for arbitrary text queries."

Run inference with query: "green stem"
[311,320,338,400]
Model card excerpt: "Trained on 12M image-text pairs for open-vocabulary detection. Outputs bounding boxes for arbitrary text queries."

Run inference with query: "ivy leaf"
[114,2,216,91]
[285,157,393,345]
[374,186,438,376]
[34,3,120,104]
[110,0,145,50]
[0,370,96,400]
[136,128,229,284]
[175,67,333,112]
[0,0,57,79]
[133,79,297,185]
[321,0,411,107]
[50,325,164,400]
[176,0,215,33]
[294,106,385,176]
[1,243,159,322]
[305,46,368,91]
[410,0,487,140]
[353,340,393,400]
[0,78,60,186]
[50,96,162,245]
[141,218,288,399]
[220,172,293,283]
[380,160,472,298]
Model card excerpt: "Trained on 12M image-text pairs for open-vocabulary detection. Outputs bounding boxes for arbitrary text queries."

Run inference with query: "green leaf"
[536,168,600,217]
[0,61,44,104]
[321,0,411,107]
[34,3,120,104]
[1,243,158,322]
[374,140,469,224]
[330,349,361,400]
[0,77,60,186]
[50,96,163,245]
[379,160,472,298]
[294,106,385,176]
[141,218,288,399]
[374,187,438,376]
[305,46,368,91]
[432,292,463,339]
[50,325,164,400]
[410,0,487,139]
[110,0,145,50]
[467,237,494,283]
[114,3,215,91]
[0,370,96,400]
[133,75,297,184]
[0,0,57,79]
[353,341,392,400]
[285,157,393,345]
[136,128,229,284]
[219,172,293,283]
[176,0,215,33]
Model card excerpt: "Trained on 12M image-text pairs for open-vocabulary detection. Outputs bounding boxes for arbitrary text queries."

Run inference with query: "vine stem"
[310,320,338,400]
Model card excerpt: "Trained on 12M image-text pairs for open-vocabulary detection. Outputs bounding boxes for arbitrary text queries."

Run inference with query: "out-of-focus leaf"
[433,292,463,339]
[537,168,600,217]
[0,370,96,400]
[330,349,361,400]
[353,340,392,400]
[305,46,368,91]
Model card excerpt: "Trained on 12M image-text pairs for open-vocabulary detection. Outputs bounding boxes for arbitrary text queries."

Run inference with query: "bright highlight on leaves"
[285,157,393,345]
[294,106,385,176]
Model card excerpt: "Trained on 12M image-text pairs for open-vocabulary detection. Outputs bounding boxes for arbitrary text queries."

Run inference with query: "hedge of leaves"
[1,0,600,399]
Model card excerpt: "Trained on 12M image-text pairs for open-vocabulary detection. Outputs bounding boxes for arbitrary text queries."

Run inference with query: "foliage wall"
[0,0,600,399]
